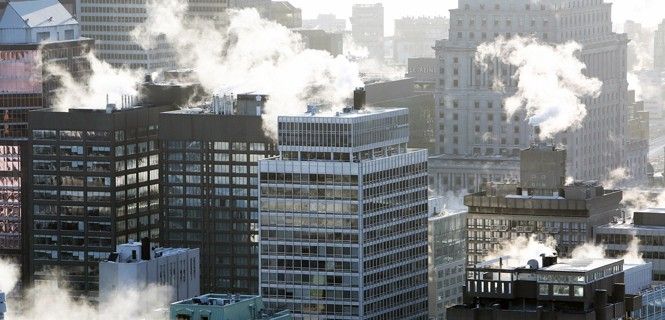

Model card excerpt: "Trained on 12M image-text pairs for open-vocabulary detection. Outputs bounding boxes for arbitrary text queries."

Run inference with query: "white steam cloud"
[572,238,644,265]
[483,234,557,268]
[0,259,171,320]
[0,258,18,293]
[133,0,363,138]
[475,36,602,139]
[602,167,631,189]
[46,53,143,111]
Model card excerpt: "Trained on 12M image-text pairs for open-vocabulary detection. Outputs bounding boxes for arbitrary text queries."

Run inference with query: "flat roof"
[173,294,258,306]
[541,258,622,273]
[281,107,407,120]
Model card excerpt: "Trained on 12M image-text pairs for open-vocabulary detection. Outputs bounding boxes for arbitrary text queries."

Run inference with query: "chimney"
[353,87,366,110]
[140,237,151,261]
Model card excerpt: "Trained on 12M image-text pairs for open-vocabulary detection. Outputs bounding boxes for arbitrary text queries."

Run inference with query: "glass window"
[553,285,570,296]
[573,286,584,297]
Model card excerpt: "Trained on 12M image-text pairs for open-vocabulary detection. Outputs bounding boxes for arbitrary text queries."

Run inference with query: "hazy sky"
[288,0,665,36]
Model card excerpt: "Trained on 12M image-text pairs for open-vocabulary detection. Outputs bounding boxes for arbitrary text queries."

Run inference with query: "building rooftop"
[541,258,623,273]
[105,239,198,264]
[280,106,407,120]
[0,0,76,28]
[174,294,258,307]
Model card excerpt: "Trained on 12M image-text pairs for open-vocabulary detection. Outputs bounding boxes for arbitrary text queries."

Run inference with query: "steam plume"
[475,36,602,139]
[483,235,557,268]
[45,53,143,111]
[0,258,18,293]
[0,259,171,320]
[132,0,363,138]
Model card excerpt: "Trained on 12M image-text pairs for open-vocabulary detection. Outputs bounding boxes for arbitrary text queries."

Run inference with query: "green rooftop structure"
[170,294,292,320]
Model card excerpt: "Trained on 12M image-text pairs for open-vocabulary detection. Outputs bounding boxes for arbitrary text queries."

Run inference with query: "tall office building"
[25,103,174,297]
[259,98,429,319]
[159,94,278,295]
[464,145,622,264]
[431,0,636,193]
[351,3,384,61]
[427,201,466,320]
[393,17,448,65]
[655,19,665,70]
[0,0,92,269]
[77,0,176,70]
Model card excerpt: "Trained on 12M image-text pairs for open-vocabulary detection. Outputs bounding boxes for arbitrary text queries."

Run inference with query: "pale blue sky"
[288,0,665,35]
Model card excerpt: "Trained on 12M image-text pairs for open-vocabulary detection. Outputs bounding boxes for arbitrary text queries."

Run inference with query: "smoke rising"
[45,53,143,111]
[0,259,171,320]
[133,0,363,138]
[475,36,602,139]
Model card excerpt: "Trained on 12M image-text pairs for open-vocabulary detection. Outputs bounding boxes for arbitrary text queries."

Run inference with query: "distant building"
[629,284,665,319]
[77,0,176,70]
[464,145,623,264]
[393,17,448,65]
[294,29,343,56]
[99,239,200,303]
[406,58,437,94]
[170,294,292,320]
[351,3,384,61]
[655,19,665,70]
[259,100,429,318]
[428,199,466,320]
[448,254,649,320]
[302,14,346,33]
[186,0,229,24]
[26,103,175,297]
[229,0,271,19]
[0,0,92,276]
[365,79,436,153]
[595,208,665,281]
[626,90,649,182]
[433,0,638,192]
[270,1,301,29]
[159,95,277,295]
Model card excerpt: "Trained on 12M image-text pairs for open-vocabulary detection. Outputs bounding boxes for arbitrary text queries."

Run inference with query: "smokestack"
[353,87,366,110]
[140,237,151,261]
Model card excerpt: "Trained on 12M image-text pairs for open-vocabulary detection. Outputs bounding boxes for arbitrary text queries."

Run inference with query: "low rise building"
[406,58,437,94]
[170,294,292,320]
[448,254,649,320]
[595,208,665,281]
[365,79,436,153]
[294,29,343,56]
[464,146,623,264]
[99,239,200,303]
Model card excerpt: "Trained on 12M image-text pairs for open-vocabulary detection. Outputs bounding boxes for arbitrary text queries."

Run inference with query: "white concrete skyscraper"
[431,0,641,193]
[258,101,429,319]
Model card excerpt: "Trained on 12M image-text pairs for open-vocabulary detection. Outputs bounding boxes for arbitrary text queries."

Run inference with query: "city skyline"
[0,0,664,319]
